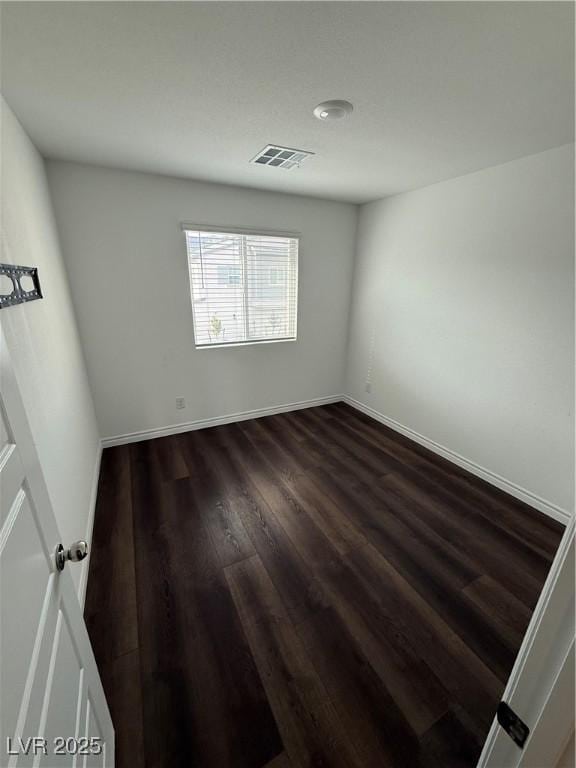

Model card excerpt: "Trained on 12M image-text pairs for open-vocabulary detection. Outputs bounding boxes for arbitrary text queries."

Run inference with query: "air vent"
[251,144,314,170]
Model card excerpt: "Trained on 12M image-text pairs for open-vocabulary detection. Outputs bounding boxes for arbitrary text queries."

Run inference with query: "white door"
[478,515,575,768]
[0,327,114,768]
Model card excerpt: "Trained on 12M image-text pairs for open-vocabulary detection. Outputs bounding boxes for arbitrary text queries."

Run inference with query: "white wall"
[46,161,357,440]
[1,100,101,594]
[345,144,574,518]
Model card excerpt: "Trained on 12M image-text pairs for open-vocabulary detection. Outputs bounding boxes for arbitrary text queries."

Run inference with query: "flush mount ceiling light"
[313,100,354,121]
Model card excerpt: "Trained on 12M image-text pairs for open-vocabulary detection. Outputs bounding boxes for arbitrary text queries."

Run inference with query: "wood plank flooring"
[84,402,564,768]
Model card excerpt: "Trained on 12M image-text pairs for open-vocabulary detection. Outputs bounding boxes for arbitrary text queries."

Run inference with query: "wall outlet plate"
[364,382,372,393]
[175,397,186,410]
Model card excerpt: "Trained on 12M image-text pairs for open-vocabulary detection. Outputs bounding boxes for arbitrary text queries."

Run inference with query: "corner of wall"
[341,201,363,395]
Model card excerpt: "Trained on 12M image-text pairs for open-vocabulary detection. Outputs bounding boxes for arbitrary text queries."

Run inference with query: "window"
[184,227,298,348]
[217,265,241,286]
[269,267,286,286]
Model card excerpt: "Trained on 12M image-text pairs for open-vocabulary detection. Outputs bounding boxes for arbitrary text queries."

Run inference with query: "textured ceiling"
[1,1,573,203]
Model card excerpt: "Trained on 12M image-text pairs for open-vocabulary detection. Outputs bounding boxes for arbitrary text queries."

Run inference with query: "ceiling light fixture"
[313,100,353,121]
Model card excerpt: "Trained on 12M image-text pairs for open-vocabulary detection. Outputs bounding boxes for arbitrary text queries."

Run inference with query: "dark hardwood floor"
[84,402,564,768]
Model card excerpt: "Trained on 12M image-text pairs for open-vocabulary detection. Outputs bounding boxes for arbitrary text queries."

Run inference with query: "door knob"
[55,541,88,571]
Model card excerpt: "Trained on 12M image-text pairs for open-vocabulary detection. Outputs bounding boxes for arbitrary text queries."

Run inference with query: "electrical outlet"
[175,397,186,410]
[364,382,372,394]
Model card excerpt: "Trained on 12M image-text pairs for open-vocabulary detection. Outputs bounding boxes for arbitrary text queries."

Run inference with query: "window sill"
[195,337,297,350]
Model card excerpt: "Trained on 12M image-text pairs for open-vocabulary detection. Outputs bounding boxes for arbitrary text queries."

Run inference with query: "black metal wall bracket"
[497,701,530,748]
[0,264,43,309]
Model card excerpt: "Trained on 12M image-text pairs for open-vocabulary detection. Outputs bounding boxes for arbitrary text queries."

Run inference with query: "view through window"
[184,228,299,347]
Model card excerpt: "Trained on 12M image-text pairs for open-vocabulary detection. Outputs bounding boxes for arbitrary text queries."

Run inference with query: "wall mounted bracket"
[0,263,43,309]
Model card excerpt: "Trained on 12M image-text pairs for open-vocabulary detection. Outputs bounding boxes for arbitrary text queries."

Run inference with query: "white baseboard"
[344,395,570,526]
[78,440,103,610]
[101,394,343,448]
[99,392,569,526]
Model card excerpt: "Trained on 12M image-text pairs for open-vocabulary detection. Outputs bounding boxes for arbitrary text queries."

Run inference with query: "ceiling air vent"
[251,144,314,170]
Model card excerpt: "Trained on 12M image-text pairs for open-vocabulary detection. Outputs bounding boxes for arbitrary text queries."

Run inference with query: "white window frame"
[181,223,300,350]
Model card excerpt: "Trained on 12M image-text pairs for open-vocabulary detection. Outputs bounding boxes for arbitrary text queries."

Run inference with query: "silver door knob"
[55,541,88,571]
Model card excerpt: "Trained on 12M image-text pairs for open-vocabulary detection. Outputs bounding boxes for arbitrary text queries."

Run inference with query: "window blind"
[184,228,299,348]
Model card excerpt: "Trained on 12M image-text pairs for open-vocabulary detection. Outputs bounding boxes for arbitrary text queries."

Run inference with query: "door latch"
[497,701,530,748]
